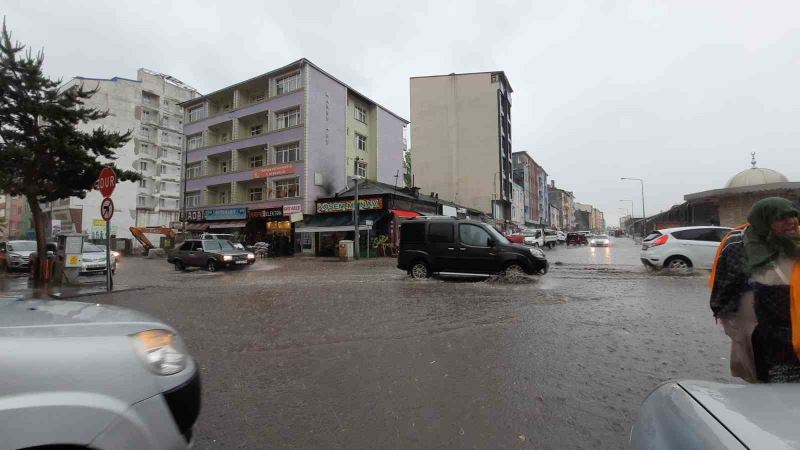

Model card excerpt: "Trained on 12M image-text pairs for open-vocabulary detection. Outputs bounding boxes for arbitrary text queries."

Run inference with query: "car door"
[694,228,728,269]
[188,241,206,266]
[457,223,500,274]
[671,228,719,269]
[426,222,458,272]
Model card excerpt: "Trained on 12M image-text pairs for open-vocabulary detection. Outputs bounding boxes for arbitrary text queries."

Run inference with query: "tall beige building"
[410,71,513,222]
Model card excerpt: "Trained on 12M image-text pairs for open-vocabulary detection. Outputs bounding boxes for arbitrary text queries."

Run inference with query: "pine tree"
[0,20,140,282]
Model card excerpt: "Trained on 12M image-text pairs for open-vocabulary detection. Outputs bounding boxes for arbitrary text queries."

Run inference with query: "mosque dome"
[725,167,789,188]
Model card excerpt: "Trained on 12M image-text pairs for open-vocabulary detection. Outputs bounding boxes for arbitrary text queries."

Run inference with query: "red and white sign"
[253,164,295,179]
[97,167,117,198]
[283,204,302,215]
[100,197,114,221]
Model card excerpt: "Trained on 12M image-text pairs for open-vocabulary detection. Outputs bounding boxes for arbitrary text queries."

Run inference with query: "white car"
[590,234,611,247]
[522,229,544,247]
[80,243,117,275]
[640,226,732,271]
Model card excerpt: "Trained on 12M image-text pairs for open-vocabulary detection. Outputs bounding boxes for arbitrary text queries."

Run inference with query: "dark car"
[566,232,588,246]
[397,217,548,279]
[168,239,254,272]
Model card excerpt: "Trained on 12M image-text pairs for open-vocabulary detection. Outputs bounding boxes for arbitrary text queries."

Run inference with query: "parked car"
[631,380,799,449]
[0,297,201,449]
[640,226,732,271]
[505,233,525,244]
[543,229,559,248]
[566,232,588,246]
[397,217,548,279]
[589,234,611,247]
[0,240,36,271]
[80,243,117,275]
[169,239,255,272]
[522,229,544,247]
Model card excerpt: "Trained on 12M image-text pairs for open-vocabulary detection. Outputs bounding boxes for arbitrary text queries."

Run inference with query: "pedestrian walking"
[710,197,800,382]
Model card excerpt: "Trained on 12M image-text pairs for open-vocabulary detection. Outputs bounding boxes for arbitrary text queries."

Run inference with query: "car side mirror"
[487,238,496,247]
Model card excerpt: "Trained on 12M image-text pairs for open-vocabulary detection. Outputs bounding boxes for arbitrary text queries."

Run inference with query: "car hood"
[679,380,800,449]
[0,298,173,337]
[8,250,34,257]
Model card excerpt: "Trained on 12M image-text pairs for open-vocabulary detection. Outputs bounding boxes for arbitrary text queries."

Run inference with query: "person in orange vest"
[710,197,800,382]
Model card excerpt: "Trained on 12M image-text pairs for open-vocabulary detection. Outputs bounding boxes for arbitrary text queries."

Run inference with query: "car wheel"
[665,256,692,272]
[174,261,185,271]
[409,260,430,279]
[207,260,218,272]
[504,262,525,278]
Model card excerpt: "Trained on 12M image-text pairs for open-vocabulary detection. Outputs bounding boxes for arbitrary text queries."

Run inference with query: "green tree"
[403,149,412,186]
[0,20,140,281]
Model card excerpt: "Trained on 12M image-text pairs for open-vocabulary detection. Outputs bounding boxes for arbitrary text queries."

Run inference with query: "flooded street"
[79,237,732,449]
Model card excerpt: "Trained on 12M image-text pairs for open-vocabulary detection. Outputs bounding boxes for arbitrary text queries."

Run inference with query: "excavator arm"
[129,227,177,252]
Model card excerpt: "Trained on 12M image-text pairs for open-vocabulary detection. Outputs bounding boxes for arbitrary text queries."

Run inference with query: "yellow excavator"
[129,227,177,252]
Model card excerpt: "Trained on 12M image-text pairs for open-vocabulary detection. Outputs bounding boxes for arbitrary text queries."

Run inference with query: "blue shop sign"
[204,207,247,221]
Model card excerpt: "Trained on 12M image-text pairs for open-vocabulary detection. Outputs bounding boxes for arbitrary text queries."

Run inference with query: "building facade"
[574,202,593,231]
[548,181,575,230]
[41,69,198,244]
[511,182,525,227]
[410,71,513,224]
[179,59,408,252]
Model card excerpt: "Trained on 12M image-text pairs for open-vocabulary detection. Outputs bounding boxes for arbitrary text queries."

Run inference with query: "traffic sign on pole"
[97,167,117,198]
[100,197,114,221]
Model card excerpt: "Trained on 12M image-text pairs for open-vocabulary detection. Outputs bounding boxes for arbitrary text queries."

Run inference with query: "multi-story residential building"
[511,183,525,227]
[410,71,513,225]
[180,59,408,252]
[548,181,575,230]
[41,69,198,245]
[512,152,535,225]
[574,202,593,231]
[533,162,549,226]
[592,208,606,231]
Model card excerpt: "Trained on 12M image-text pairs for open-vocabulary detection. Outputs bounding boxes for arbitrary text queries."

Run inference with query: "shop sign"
[205,207,247,221]
[248,207,283,219]
[182,210,204,222]
[253,164,295,179]
[290,212,303,223]
[316,197,383,214]
[283,204,302,215]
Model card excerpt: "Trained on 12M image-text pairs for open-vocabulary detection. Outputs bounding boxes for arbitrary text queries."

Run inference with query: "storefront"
[182,208,247,239]
[245,204,302,256]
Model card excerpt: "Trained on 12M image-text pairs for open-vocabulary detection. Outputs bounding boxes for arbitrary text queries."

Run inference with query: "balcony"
[184,90,304,136]
[136,195,157,210]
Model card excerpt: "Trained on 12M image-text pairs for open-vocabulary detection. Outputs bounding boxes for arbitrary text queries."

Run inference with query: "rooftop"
[410,70,513,93]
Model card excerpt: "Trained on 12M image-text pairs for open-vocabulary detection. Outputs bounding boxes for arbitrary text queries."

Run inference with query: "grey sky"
[7,0,800,225]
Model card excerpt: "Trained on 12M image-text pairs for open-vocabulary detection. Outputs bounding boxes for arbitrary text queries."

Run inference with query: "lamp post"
[353,157,364,260]
[621,177,646,234]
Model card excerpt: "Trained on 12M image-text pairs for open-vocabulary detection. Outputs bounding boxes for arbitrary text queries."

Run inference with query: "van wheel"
[174,261,185,271]
[409,261,430,279]
[504,262,525,278]
[207,260,218,272]
[664,256,692,272]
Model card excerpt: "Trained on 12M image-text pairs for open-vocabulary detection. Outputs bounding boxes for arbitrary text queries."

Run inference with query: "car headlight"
[130,329,187,375]
[247,253,255,259]
[529,248,545,259]
[223,255,233,261]
[9,253,21,260]
[112,251,120,258]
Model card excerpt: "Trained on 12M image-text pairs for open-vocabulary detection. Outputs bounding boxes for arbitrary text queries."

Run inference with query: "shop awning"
[295,211,388,234]
[390,209,420,218]
[208,220,247,229]
[185,223,209,231]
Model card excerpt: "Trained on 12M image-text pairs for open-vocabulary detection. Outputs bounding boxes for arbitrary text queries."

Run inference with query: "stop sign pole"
[98,167,116,292]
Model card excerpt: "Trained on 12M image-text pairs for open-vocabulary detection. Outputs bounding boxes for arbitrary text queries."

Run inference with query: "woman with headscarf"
[710,197,800,382]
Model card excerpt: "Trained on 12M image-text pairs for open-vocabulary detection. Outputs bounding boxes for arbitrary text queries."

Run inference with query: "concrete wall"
[411,73,500,214]
[376,107,406,186]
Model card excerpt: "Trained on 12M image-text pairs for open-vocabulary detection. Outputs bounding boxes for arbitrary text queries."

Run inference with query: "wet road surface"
[73,238,733,449]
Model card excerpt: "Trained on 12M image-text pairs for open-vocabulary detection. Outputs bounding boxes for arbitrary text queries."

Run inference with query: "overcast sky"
[7,0,800,225]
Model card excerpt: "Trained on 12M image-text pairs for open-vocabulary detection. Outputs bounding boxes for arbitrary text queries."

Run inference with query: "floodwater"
[29,238,733,449]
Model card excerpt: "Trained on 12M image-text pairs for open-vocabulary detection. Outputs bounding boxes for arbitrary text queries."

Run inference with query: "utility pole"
[353,157,361,260]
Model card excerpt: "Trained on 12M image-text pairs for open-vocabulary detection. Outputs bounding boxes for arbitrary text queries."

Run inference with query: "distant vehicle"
[631,380,799,449]
[80,243,117,275]
[169,239,255,272]
[505,233,525,244]
[640,226,732,271]
[590,234,611,247]
[397,217,548,279]
[0,297,201,449]
[522,229,544,247]
[543,229,558,249]
[556,231,567,243]
[566,232,588,246]
[0,240,36,271]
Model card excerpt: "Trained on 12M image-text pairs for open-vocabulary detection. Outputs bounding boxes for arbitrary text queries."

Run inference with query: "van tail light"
[651,235,669,246]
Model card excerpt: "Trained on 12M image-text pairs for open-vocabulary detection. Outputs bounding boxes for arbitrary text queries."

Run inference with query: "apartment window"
[188,134,203,150]
[137,195,147,207]
[220,160,229,173]
[139,161,148,171]
[158,148,167,158]
[138,179,147,188]
[140,126,150,138]
[159,165,168,175]
[275,73,301,95]
[219,191,228,204]
[223,104,231,111]
[160,181,167,191]
[159,198,166,208]
[356,161,367,178]
[249,154,264,168]
[220,132,230,143]
[250,94,265,103]
[275,108,301,130]
[249,187,263,202]
[250,125,263,136]
[355,133,367,151]
[188,107,203,122]
[186,163,201,179]
[274,178,299,199]
[354,105,367,124]
[142,110,150,120]
[275,142,300,163]
[185,191,200,208]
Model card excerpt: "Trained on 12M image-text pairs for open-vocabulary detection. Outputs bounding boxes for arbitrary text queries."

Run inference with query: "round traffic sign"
[100,197,114,221]
[97,167,117,198]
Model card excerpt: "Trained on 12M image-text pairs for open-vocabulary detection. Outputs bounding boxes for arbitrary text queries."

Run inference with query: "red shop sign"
[253,164,295,179]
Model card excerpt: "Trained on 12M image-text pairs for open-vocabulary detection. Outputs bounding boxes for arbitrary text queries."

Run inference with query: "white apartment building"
[41,69,198,244]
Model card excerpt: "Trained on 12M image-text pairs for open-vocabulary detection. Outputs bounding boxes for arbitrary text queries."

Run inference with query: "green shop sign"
[316,197,384,214]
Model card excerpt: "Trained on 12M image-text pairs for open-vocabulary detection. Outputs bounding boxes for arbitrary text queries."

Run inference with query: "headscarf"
[743,197,800,273]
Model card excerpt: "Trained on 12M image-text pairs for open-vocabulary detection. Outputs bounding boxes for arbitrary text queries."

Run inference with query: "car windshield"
[596,235,609,239]
[8,241,36,252]
[83,244,105,253]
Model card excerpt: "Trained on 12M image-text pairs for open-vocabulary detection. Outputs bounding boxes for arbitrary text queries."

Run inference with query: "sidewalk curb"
[49,286,147,300]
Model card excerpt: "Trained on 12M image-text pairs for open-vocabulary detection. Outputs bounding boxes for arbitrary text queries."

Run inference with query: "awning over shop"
[208,220,247,229]
[295,211,388,234]
[185,223,209,231]
[390,209,420,218]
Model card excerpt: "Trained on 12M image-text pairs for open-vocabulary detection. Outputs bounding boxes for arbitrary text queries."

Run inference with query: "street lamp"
[621,177,646,232]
